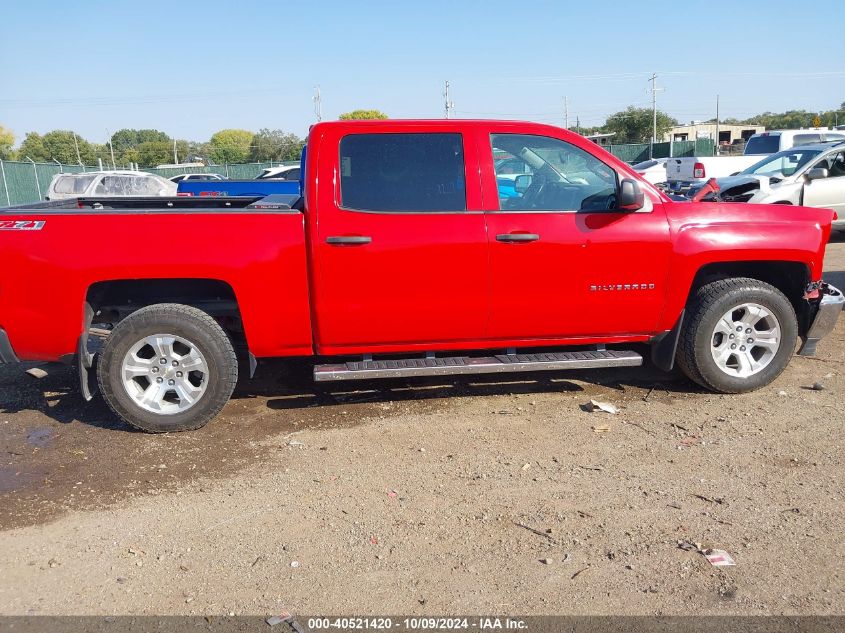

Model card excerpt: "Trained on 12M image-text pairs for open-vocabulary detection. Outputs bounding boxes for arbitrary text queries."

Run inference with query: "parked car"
[632,158,669,186]
[255,165,301,180]
[176,178,299,197]
[688,141,845,229]
[169,173,224,183]
[666,129,845,194]
[2,119,841,433]
[45,171,176,200]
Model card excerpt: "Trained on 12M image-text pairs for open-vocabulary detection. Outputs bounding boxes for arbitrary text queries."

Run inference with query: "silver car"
[702,141,845,229]
[46,171,177,201]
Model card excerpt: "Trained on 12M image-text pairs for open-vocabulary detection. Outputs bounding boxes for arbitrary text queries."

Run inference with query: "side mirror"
[618,178,645,211]
[514,174,533,194]
[806,167,828,181]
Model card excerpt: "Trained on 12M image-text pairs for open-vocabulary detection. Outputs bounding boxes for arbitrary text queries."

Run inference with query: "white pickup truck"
[666,129,845,194]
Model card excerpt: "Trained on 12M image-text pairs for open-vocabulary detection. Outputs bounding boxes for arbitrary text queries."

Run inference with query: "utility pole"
[647,73,664,159]
[564,96,569,129]
[715,94,720,156]
[576,116,580,135]
[443,81,454,119]
[73,132,82,165]
[313,86,322,122]
[173,139,178,165]
[106,129,116,170]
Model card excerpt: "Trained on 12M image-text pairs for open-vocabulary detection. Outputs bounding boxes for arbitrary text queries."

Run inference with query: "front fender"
[657,202,830,330]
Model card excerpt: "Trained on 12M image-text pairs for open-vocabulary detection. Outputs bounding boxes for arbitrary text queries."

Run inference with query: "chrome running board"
[314,350,642,382]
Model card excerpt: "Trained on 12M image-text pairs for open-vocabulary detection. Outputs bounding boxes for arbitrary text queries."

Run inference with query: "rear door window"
[95,176,132,195]
[744,135,780,154]
[130,176,165,195]
[339,133,466,212]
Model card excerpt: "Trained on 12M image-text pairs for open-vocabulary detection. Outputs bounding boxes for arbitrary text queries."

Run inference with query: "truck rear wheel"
[98,304,238,432]
[676,278,797,393]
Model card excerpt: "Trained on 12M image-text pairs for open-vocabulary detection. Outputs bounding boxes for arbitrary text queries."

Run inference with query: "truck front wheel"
[676,278,798,393]
[98,303,238,432]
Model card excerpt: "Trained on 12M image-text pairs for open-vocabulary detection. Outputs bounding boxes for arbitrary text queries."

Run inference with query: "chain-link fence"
[0,160,299,207]
[605,139,715,164]
[1,140,714,207]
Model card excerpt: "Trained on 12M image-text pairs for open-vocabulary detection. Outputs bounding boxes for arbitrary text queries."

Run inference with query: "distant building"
[663,123,764,147]
[584,132,616,147]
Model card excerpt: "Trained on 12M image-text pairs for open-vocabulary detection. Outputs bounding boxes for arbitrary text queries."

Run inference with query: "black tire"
[98,303,238,432]
[676,278,798,393]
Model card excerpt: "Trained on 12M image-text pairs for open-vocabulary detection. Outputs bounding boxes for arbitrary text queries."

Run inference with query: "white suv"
[693,141,845,229]
[46,171,177,200]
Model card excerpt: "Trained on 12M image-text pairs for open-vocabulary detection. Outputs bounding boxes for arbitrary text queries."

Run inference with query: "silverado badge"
[590,283,655,292]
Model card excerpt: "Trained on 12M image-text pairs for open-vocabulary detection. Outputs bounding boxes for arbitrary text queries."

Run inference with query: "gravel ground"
[0,237,842,616]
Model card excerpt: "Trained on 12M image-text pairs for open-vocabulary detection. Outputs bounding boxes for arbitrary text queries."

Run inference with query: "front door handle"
[326,235,372,246]
[496,233,540,243]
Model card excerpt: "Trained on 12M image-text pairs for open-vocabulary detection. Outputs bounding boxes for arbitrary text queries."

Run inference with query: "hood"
[687,174,772,202]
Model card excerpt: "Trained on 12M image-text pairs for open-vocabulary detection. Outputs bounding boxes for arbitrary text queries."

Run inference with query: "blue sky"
[1,0,843,144]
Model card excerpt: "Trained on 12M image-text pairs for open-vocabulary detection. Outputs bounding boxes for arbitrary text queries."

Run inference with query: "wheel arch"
[653,259,812,372]
[84,277,252,372]
[688,261,812,334]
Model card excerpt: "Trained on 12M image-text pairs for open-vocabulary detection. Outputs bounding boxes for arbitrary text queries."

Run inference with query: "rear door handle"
[326,235,372,245]
[496,233,540,243]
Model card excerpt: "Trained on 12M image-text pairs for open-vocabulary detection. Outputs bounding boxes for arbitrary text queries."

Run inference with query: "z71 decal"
[0,220,46,231]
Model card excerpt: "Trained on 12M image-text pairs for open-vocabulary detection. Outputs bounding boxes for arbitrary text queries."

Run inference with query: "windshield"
[744,135,780,155]
[740,148,822,178]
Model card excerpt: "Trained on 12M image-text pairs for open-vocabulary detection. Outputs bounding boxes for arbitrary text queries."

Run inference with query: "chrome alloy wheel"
[121,334,209,414]
[710,303,781,378]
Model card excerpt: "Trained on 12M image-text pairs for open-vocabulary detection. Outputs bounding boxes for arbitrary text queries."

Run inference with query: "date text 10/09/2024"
[306,617,528,630]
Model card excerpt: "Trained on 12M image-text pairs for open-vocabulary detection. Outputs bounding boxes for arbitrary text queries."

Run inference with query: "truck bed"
[0,196,312,362]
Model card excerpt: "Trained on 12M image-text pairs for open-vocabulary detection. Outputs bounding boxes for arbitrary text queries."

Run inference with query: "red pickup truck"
[1,120,842,432]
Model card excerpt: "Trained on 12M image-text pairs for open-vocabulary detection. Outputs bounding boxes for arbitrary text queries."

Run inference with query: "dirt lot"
[0,238,843,616]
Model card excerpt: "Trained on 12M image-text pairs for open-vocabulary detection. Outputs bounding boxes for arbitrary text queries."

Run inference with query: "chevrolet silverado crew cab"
[1,120,842,432]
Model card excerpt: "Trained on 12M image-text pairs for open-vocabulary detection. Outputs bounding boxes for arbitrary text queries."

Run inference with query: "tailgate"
[666,158,699,184]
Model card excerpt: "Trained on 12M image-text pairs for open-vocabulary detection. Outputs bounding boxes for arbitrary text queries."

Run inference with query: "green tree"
[208,129,254,164]
[0,126,15,160]
[573,125,602,137]
[338,109,388,120]
[742,110,816,129]
[134,140,191,167]
[18,132,47,161]
[18,130,95,164]
[249,128,305,162]
[90,143,114,167]
[111,129,172,164]
[602,107,677,144]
